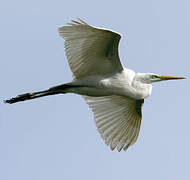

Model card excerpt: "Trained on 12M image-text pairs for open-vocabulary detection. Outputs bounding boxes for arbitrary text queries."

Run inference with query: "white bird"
[5,19,185,152]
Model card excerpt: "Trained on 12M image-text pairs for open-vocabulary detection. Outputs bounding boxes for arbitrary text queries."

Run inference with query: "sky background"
[0,0,190,179]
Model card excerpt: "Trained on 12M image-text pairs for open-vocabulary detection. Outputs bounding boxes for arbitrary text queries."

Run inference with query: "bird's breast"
[100,70,152,100]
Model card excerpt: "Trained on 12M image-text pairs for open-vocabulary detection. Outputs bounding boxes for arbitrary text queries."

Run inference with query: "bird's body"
[66,68,152,100]
[5,19,184,151]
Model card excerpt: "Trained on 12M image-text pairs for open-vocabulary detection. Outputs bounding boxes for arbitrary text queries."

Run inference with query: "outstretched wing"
[59,19,123,78]
[83,95,144,152]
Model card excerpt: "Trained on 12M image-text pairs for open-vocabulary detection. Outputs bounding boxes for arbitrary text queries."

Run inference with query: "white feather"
[59,19,123,78]
[83,95,142,151]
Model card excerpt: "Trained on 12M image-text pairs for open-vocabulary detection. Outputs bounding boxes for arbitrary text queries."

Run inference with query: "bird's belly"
[69,74,151,99]
[100,78,151,100]
[99,78,136,98]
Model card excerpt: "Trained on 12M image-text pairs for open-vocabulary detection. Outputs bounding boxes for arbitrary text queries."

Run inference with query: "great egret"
[5,19,185,151]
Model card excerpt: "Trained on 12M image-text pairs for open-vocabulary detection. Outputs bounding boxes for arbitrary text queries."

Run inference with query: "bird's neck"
[132,81,152,99]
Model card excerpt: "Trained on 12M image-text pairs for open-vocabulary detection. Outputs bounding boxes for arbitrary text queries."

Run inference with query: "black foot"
[4,93,33,104]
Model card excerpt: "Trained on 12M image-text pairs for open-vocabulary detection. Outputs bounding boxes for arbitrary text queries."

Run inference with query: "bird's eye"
[152,75,159,79]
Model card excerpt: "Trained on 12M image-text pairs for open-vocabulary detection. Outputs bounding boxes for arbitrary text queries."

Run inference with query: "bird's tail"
[4,83,72,104]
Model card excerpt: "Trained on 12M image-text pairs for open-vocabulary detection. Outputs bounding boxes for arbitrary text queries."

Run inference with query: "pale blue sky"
[1,0,190,179]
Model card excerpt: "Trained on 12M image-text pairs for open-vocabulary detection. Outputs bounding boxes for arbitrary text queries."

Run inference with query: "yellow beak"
[159,76,185,80]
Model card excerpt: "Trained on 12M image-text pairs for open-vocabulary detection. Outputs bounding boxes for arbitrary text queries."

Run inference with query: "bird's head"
[136,73,185,84]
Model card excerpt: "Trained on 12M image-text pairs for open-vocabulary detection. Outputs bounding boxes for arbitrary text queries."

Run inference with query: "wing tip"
[59,18,88,28]
[58,18,89,38]
[109,143,130,152]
